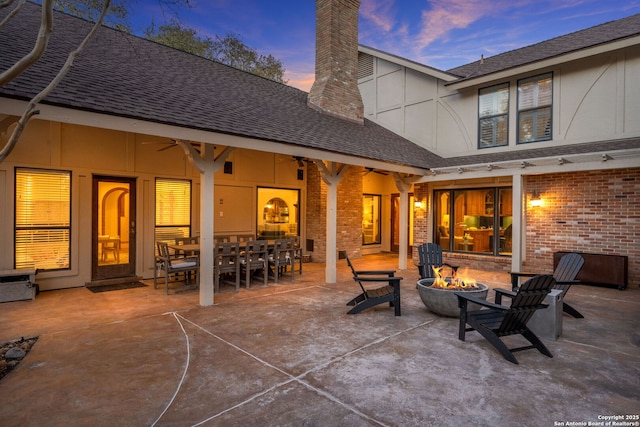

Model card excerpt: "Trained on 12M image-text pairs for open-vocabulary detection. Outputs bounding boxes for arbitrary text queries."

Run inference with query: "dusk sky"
[128,0,640,91]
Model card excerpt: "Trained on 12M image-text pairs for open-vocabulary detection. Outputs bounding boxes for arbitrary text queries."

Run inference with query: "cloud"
[416,0,499,49]
[360,0,397,32]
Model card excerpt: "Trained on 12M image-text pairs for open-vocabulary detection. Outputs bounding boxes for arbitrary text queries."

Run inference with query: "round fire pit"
[416,278,489,317]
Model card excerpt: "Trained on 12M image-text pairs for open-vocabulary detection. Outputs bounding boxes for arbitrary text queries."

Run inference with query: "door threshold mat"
[87,282,147,293]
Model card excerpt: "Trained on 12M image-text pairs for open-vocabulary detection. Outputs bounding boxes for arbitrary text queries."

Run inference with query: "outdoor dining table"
[168,240,300,288]
[168,241,277,255]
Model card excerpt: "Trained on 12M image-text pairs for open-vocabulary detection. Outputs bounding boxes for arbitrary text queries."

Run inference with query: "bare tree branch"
[0,0,20,9]
[0,0,26,30]
[0,0,111,163]
[0,0,53,85]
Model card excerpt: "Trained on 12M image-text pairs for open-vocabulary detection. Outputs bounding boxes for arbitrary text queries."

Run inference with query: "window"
[362,194,381,245]
[433,188,513,256]
[15,168,71,270]
[518,73,552,143]
[478,83,509,148]
[155,179,191,243]
[258,187,300,238]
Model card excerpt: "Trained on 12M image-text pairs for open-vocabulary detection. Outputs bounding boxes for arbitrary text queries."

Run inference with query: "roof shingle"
[0,3,442,170]
[447,13,640,81]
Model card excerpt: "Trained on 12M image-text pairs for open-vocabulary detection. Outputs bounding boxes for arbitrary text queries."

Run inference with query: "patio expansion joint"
[170,312,436,427]
[560,338,640,359]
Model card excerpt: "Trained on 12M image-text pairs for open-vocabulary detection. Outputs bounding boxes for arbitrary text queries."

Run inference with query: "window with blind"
[15,168,71,270]
[155,178,191,243]
[478,83,509,148]
[518,73,552,143]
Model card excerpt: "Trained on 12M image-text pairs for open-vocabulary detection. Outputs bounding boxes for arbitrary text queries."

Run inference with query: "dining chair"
[240,240,268,288]
[214,241,240,292]
[269,239,294,282]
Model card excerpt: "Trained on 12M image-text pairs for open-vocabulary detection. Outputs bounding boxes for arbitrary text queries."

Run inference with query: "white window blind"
[518,73,553,143]
[478,83,509,148]
[15,168,71,270]
[155,179,191,242]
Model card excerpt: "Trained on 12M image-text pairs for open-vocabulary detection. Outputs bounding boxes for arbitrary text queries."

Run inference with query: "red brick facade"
[306,165,363,262]
[412,168,639,286]
[523,168,639,285]
[307,0,364,123]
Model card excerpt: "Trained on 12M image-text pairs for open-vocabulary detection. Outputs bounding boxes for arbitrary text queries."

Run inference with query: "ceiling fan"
[363,167,388,176]
[292,156,311,168]
[142,139,202,153]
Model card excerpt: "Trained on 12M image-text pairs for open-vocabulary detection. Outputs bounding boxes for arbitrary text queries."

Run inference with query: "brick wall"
[412,169,639,285]
[306,164,363,262]
[307,0,364,123]
[524,168,639,286]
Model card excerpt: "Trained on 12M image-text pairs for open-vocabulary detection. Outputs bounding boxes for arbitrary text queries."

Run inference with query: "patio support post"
[393,173,420,270]
[313,160,348,283]
[511,173,524,273]
[199,146,215,306]
[176,141,234,306]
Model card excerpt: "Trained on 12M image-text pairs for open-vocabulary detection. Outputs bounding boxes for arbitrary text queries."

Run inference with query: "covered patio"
[0,254,637,426]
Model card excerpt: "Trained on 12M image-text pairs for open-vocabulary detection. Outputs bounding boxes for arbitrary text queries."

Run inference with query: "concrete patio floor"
[0,254,638,426]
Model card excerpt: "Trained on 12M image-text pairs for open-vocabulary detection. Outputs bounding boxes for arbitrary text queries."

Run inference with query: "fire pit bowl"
[416,278,489,317]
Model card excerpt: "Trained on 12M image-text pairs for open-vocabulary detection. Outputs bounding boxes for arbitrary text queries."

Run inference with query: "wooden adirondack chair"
[416,243,459,279]
[340,251,402,316]
[511,252,585,318]
[456,274,556,364]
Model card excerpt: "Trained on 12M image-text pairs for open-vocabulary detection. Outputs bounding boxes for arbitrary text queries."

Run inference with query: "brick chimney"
[307,0,364,124]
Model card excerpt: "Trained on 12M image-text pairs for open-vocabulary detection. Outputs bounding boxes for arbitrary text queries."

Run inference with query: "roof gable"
[447,13,640,83]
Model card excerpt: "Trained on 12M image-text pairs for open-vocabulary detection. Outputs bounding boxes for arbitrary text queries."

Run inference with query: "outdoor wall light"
[414,200,425,209]
[530,191,543,207]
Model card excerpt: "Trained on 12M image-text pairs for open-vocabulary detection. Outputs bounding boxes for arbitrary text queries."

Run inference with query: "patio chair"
[340,251,402,316]
[289,236,303,277]
[416,243,458,279]
[154,242,199,295]
[174,236,199,256]
[457,274,556,364]
[101,236,120,263]
[240,240,268,288]
[510,252,585,318]
[214,241,240,292]
[268,239,294,282]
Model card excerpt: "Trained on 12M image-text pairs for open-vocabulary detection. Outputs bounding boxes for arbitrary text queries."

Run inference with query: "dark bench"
[553,251,628,290]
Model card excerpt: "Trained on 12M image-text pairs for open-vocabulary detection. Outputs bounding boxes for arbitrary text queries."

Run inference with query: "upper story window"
[15,168,71,270]
[518,73,552,143]
[478,83,509,148]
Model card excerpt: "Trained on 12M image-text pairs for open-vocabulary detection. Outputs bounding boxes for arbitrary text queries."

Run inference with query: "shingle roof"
[447,13,640,81]
[0,2,442,170]
[2,4,639,171]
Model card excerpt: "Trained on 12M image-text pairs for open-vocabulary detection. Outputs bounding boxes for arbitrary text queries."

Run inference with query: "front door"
[92,176,136,280]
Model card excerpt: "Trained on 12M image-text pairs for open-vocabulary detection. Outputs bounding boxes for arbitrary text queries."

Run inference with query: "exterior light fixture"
[414,200,425,209]
[530,191,542,207]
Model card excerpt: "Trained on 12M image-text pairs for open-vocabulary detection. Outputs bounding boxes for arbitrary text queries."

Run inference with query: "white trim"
[1,99,429,176]
[446,36,640,90]
[422,148,640,182]
[358,45,458,82]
